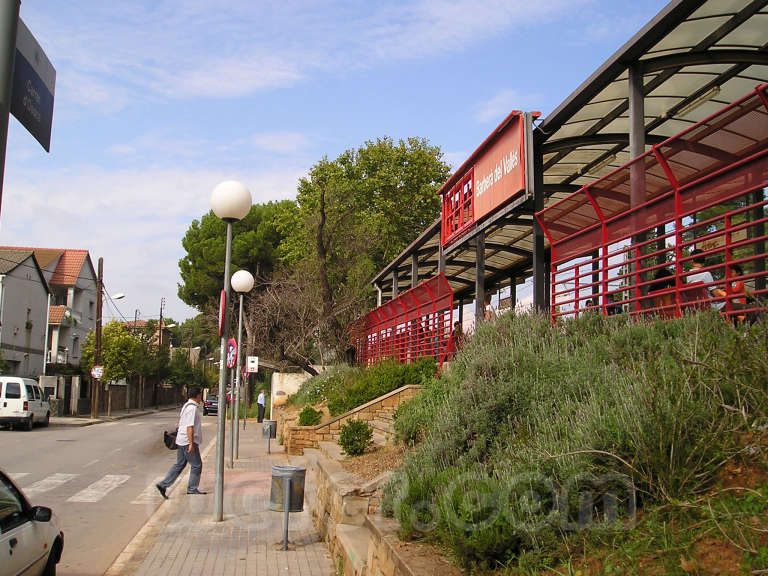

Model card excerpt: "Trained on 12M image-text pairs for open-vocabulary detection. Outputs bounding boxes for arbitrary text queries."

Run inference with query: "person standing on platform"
[257,389,266,422]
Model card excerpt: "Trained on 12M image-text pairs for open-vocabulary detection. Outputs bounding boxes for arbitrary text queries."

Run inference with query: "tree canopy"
[177,136,451,371]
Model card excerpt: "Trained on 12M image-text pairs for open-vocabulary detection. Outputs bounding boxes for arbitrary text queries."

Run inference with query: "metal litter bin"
[262,419,277,439]
[269,465,305,512]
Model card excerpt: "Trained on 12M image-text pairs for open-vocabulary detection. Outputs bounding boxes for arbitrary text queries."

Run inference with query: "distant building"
[0,249,49,376]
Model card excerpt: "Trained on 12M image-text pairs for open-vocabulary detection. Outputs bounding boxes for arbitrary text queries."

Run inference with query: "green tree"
[282,136,451,357]
[178,200,293,310]
[81,321,139,382]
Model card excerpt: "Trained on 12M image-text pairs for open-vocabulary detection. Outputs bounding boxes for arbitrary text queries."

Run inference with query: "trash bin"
[269,465,305,512]
[262,419,277,439]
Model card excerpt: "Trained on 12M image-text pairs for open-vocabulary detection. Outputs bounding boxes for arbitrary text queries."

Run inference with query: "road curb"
[50,406,180,428]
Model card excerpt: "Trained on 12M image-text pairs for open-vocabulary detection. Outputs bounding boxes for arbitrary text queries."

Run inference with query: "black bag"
[163,429,178,450]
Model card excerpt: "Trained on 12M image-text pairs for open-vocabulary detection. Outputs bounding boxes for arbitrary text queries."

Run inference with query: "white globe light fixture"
[231,270,255,294]
[210,180,252,222]
[230,269,255,463]
[211,180,252,523]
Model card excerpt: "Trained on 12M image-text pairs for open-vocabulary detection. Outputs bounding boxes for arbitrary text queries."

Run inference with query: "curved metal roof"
[373,0,768,302]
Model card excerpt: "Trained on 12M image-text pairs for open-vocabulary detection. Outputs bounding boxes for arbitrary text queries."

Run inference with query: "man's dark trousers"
[257,403,265,422]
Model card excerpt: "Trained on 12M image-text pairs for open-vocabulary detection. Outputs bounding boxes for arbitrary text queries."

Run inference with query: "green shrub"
[383,311,768,570]
[338,419,373,456]
[290,357,436,416]
[298,405,322,426]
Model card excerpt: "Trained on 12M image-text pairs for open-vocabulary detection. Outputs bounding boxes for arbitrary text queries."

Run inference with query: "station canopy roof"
[372,0,768,302]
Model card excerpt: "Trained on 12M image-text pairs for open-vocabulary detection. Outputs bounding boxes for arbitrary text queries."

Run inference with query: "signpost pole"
[0,1,19,216]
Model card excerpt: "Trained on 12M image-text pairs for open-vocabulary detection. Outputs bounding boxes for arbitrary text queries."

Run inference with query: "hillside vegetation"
[289,357,436,417]
[384,312,768,573]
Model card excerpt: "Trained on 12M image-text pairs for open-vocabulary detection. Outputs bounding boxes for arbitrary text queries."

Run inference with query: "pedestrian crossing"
[9,472,168,505]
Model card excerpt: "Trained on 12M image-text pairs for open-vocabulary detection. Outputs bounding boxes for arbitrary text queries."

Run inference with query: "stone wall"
[281,385,422,455]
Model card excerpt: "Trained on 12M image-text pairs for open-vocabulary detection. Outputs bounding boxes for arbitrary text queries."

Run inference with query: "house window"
[88,301,94,320]
[72,336,80,358]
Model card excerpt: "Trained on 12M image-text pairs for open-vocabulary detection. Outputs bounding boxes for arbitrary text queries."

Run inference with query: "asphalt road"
[0,410,216,576]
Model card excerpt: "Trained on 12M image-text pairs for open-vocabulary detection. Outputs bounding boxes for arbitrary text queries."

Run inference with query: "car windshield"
[207,396,217,402]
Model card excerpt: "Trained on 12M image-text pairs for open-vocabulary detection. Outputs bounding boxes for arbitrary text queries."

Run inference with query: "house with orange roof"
[0,246,98,367]
[0,249,49,377]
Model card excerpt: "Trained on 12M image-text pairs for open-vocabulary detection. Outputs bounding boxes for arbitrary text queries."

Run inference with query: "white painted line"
[131,477,165,505]
[102,422,118,427]
[111,448,122,454]
[67,474,130,503]
[8,472,30,481]
[127,422,143,426]
[84,459,100,468]
[24,473,78,497]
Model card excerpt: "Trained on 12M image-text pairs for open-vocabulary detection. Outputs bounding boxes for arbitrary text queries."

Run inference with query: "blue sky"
[0,0,669,323]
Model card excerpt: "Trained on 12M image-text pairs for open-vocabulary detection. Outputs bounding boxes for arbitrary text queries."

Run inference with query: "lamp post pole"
[91,257,103,419]
[230,270,254,462]
[211,181,252,523]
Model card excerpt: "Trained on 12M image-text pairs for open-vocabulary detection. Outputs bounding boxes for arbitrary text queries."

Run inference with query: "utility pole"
[156,297,165,408]
[90,257,103,419]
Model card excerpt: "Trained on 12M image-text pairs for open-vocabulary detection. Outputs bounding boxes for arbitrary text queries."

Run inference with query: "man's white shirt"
[175,399,202,446]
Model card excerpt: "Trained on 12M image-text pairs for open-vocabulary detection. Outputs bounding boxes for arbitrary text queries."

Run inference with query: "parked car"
[0,377,51,430]
[203,395,218,416]
[0,469,63,576]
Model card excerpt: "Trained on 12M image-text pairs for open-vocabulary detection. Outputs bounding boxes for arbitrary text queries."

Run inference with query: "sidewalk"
[49,405,179,427]
[106,421,333,576]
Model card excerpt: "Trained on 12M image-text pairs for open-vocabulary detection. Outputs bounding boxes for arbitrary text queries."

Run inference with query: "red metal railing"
[441,169,475,246]
[352,274,454,369]
[537,84,768,323]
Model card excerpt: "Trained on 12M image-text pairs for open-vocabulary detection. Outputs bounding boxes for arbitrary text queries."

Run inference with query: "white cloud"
[0,165,304,321]
[251,132,312,155]
[21,0,590,106]
[474,89,543,124]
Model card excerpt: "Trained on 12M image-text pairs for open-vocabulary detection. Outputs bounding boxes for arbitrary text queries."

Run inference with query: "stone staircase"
[369,411,395,446]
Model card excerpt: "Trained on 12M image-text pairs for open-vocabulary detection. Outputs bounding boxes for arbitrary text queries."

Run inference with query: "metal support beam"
[438,245,446,275]
[533,150,546,312]
[391,270,399,300]
[509,276,516,312]
[475,232,485,324]
[629,63,647,312]
[375,283,382,307]
[411,253,419,289]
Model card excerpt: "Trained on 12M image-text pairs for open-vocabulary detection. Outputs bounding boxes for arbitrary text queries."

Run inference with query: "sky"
[0,0,670,324]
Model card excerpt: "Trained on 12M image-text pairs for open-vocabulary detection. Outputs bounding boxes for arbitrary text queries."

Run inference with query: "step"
[337,524,371,576]
[376,411,394,423]
[318,440,345,461]
[369,419,394,436]
[371,431,387,447]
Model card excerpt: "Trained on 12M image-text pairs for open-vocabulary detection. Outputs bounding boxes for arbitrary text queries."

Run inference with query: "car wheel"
[43,412,50,427]
[24,416,34,431]
[42,540,61,576]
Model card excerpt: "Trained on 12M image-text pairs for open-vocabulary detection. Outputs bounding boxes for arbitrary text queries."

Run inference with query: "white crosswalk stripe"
[131,477,165,505]
[7,472,30,481]
[67,474,130,503]
[23,473,79,497]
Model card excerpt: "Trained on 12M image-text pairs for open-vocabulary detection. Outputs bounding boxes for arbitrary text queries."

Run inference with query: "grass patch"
[384,312,768,572]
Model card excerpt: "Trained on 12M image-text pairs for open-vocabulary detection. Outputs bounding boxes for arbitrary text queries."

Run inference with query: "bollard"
[282,477,291,550]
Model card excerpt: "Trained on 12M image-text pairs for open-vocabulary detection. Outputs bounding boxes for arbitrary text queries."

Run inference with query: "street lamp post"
[230,269,254,463]
[210,180,252,523]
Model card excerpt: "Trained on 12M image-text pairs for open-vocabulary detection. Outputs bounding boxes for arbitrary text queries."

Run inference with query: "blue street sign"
[11,20,55,152]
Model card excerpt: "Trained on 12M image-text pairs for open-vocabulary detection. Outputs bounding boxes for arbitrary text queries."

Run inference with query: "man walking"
[257,389,266,423]
[156,386,206,498]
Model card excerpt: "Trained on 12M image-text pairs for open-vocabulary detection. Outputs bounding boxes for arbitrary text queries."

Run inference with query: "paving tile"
[109,428,332,576]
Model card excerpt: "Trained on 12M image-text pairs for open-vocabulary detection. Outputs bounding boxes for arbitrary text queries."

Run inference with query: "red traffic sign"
[218,290,226,337]
[226,339,238,369]
[91,365,104,379]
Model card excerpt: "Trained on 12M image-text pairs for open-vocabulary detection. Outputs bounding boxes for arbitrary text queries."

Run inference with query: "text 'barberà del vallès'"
[475,148,519,197]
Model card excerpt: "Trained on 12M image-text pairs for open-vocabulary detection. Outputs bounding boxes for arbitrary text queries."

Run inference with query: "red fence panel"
[352,274,454,369]
[537,84,768,324]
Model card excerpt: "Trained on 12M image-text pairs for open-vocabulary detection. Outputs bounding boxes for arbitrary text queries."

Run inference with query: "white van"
[0,377,51,430]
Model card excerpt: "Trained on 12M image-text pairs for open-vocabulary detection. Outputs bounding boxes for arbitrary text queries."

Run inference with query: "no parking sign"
[226,339,237,369]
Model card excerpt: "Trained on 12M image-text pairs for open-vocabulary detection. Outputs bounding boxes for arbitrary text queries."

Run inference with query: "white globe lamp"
[231,270,255,294]
[210,180,252,222]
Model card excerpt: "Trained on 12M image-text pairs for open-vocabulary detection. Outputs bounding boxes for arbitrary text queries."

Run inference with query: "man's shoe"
[186,489,207,495]
[156,484,168,500]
